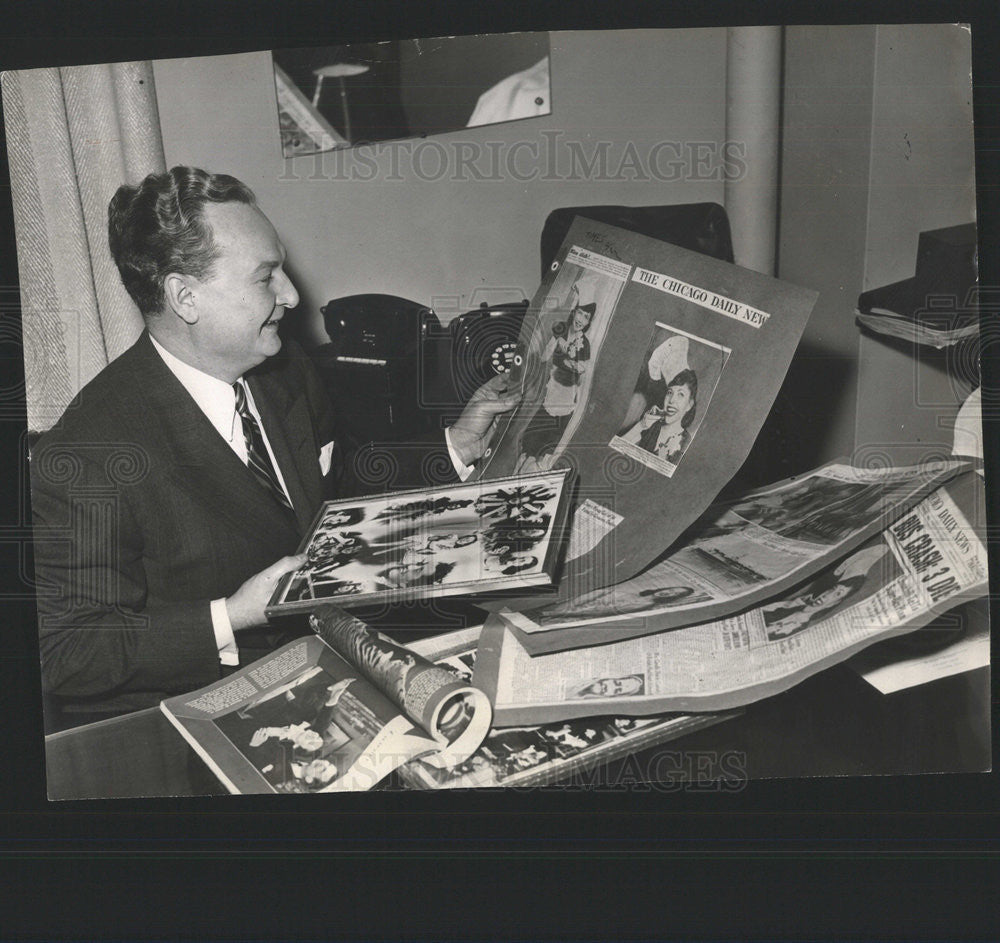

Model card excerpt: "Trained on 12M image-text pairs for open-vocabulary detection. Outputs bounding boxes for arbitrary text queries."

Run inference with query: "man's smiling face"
[188,201,299,381]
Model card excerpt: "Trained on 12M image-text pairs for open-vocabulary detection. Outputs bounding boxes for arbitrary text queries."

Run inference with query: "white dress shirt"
[150,336,294,665]
[445,428,474,481]
[466,56,550,127]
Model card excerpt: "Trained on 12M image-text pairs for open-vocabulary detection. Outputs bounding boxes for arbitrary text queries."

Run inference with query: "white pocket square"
[318,440,336,476]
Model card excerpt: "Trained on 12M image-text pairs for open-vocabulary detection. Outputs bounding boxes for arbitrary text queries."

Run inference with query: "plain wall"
[751,25,878,482]
[744,23,976,482]
[853,23,977,464]
[154,28,727,347]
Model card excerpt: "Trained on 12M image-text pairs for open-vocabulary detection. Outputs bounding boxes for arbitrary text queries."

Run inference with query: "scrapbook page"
[476,217,818,608]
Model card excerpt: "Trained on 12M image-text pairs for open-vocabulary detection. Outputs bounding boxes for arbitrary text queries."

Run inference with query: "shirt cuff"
[211,597,240,666]
[444,426,475,481]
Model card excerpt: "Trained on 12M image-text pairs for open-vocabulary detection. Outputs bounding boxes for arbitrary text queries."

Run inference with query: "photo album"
[265,468,573,616]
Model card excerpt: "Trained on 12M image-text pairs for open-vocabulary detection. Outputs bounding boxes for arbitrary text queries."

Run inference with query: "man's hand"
[226,553,306,632]
[447,373,521,467]
[249,727,272,748]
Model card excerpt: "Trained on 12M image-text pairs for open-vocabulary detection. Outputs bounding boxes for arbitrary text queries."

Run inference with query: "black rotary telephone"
[447,300,529,404]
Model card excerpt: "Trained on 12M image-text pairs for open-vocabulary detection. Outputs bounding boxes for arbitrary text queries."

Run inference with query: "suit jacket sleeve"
[31,440,221,706]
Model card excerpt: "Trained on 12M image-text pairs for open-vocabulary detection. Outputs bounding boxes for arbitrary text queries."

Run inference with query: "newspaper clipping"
[477,217,818,607]
[475,473,988,725]
[397,646,738,789]
[608,322,730,479]
[506,458,973,654]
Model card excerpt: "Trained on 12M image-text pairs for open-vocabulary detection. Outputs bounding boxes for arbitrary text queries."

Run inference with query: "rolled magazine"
[161,605,492,793]
[309,606,492,770]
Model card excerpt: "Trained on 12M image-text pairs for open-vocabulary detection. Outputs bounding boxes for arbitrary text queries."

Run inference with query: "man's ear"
[163,272,199,325]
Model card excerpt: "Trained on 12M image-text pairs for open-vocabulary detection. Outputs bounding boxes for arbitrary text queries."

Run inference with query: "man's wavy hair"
[108,166,256,316]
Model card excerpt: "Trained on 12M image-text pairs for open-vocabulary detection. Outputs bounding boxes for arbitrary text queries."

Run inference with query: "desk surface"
[45,659,990,800]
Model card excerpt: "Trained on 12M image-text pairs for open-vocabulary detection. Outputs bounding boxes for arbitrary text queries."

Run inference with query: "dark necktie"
[233,380,294,512]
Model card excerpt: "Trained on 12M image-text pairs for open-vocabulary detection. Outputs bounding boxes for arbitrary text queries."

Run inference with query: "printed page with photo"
[474,472,988,725]
[161,607,492,794]
[477,218,818,611]
[506,457,974,654]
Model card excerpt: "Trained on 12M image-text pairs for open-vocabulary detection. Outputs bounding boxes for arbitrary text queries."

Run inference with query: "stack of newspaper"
[472,459,988,726]
[854,307,979,349]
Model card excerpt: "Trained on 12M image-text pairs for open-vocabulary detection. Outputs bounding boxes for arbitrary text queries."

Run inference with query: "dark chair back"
[540,203,734,276]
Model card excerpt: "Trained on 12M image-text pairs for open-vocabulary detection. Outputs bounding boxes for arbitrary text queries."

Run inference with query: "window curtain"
[2,61,166,433]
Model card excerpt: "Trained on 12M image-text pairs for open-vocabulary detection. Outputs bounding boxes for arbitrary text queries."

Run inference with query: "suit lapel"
[129,333,301,539]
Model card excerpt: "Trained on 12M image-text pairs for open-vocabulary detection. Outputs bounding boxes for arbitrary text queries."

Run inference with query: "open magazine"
[161,606,493,793]
[475,217,818,607]
[473,471,988,725]
[503,457,973,654]
[162,611,737,794]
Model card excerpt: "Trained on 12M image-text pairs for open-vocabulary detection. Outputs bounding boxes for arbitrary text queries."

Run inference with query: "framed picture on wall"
[271,32,552,156]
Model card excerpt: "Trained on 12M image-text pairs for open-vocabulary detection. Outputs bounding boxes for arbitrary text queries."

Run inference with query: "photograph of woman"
[534,579,711,627]
[571,675,646,699]
[374,560,457,591]
[316,507,366,531]
[374,497,474,523]
[761,543,894,640]
[482,550,538,576]
[288,575,364,602]
[729,474,904,546]
[509,260,626,473]
[217,668,366,793]
[620,367,699,465]
[350,528,479,568]
[517,284,595,463]
[482,513,551,556]
[307,530,368,568]
[610,324,729,478]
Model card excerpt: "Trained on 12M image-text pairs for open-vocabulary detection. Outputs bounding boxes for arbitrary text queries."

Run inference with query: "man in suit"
[31,166,514,723]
